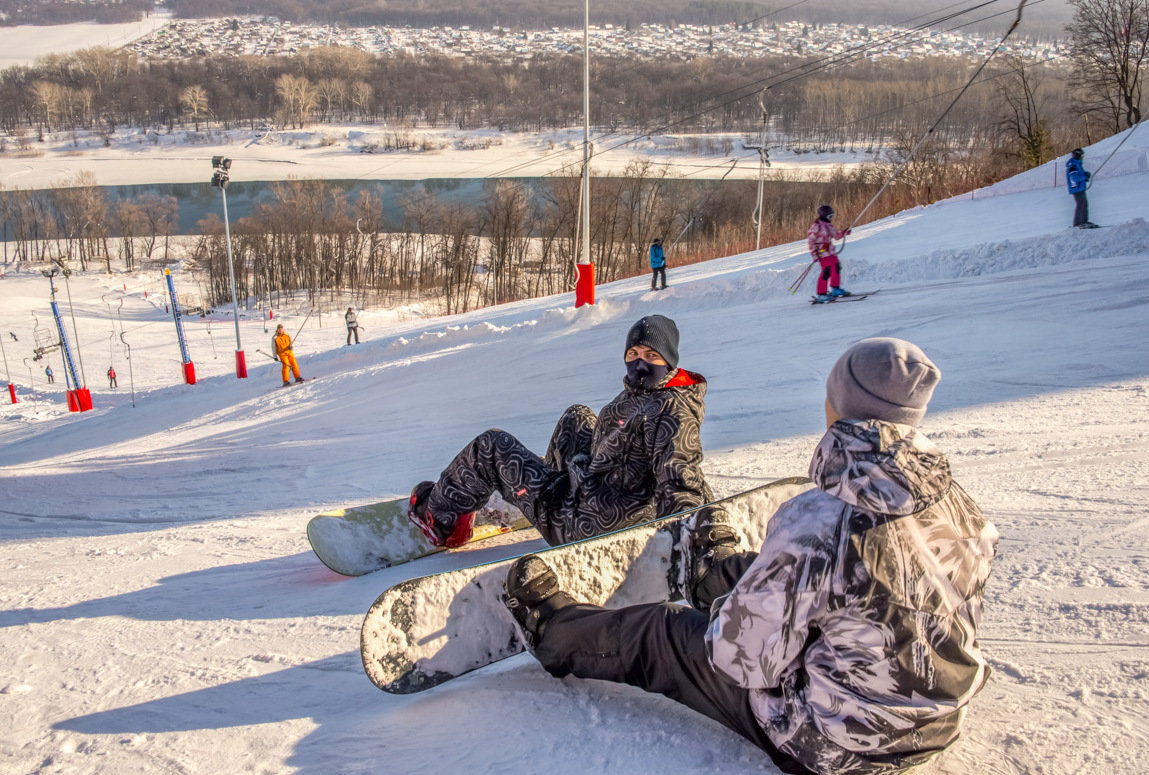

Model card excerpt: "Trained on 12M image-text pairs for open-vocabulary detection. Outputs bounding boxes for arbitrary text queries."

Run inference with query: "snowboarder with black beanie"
[504,337,997,775]
[408,314,721,548]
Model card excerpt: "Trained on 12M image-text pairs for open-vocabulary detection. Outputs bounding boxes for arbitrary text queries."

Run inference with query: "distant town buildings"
[128,17,1064,63]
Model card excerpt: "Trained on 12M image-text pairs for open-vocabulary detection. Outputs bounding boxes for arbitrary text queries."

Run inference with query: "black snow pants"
[426,405,599,545]
[530,551,812,773]
[1073,191,1089,227]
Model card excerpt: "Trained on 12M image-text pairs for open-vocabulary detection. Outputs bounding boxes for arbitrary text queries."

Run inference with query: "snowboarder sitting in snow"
[273,323,304,386]
[503,337,998,775]
[409,314,719,548]
[807,204,851,302]
[1066,148,1098,229]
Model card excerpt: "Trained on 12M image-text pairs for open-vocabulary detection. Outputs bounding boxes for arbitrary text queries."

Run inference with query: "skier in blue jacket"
[649,238,667,290]
[1066,148,1098,229]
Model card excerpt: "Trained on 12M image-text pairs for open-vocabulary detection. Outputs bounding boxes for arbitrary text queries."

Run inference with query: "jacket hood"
[809,419,951,516]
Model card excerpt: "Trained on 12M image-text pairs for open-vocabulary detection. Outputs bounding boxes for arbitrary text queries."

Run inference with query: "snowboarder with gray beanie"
[409,314,721,548]
[504,336,998,775]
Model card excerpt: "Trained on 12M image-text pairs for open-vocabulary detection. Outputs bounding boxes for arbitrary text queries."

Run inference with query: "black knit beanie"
[625,315,679,369]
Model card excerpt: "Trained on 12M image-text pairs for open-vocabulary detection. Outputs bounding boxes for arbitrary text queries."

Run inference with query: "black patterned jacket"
[571,368,714,531]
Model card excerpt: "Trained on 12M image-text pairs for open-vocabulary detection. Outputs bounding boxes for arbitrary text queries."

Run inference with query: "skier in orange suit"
[273,324,304,386]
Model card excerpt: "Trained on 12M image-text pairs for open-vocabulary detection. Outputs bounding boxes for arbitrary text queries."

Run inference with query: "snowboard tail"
[361,476,813,694]
[307,493,533,576]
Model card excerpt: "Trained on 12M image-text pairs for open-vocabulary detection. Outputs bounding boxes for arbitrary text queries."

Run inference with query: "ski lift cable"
[844,0,1032,235]
[421,0,818,181]
[594,0,1029,168]
[672,47,1063,181]
[1087,118,1145,189]
[480,0,1018,181]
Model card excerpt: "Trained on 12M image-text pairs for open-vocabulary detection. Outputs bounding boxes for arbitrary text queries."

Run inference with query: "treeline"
[2,138,1015,315]
[0,0,154,25]
[0,172,177,272]
[0,46,1081,159]
[190,148,1000,314]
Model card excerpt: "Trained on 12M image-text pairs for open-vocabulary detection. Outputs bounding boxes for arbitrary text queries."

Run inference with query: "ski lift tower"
[743,99,772,251]
[44,268,92,412]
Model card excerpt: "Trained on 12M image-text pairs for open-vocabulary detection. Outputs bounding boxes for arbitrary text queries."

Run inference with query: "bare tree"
[996,56,1056,168]
[180,85,210,131]
[1068,0,1148,130]
[275,74,317,128]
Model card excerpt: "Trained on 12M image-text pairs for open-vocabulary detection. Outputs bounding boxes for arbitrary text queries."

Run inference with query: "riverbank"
[0,123,877,190]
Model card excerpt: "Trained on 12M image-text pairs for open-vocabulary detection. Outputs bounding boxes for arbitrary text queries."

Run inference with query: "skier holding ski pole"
[807,204,851,301]
[273,323,304,386]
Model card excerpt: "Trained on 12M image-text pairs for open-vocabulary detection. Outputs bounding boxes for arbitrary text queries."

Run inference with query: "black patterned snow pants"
[426,405,602,545]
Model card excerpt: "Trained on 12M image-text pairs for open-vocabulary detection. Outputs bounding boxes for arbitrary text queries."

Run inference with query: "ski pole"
[789,260,816,294]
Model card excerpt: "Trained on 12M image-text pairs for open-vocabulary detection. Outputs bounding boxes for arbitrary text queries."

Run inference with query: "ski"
[811,289,880,305]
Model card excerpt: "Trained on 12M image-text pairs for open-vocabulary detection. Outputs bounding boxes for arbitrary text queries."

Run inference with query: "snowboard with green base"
[307,492,534,576]
[360,476,813,693]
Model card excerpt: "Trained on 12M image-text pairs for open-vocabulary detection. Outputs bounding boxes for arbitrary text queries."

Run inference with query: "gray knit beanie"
[826,338,940,426]
[625,315,679,369]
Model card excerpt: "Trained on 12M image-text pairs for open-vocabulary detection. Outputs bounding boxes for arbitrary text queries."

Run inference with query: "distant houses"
[129,17,1064,64]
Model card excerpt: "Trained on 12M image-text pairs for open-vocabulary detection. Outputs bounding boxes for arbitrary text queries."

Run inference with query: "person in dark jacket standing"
[1066,148,1098,229]
[649,238,667,290]
[409,315,717,548]
[503,337,998,775]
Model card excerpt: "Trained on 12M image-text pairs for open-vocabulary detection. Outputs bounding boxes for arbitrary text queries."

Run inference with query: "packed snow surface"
[1,126,1148,773]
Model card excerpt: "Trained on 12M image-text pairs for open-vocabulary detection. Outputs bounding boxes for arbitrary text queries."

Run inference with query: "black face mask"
[626,358,672,391]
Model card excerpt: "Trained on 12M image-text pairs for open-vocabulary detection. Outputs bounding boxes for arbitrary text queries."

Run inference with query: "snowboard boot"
[829,287,850,297]
[407,480,476,548]
[503,554,577,650]
[686,507,742,611]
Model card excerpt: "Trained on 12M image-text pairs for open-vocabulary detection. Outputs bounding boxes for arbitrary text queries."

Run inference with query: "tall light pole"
[212,156,247,378]
[574,0,595,307]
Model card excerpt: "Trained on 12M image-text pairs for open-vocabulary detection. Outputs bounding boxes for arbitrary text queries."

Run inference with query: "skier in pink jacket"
[807,205,850,302]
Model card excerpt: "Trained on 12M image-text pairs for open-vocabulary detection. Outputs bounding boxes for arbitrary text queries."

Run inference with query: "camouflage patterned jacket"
[706,420,998,775]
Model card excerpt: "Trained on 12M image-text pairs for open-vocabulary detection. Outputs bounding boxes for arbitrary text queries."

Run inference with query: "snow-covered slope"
[1,127,1147,774]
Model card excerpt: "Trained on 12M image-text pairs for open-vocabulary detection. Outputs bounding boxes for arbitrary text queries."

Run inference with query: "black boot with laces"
[503,555,575,649]
[687,507,742,610]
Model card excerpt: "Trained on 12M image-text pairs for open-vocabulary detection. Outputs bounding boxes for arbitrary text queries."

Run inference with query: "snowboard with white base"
[307,492,534,576]
[360,476,813,693]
